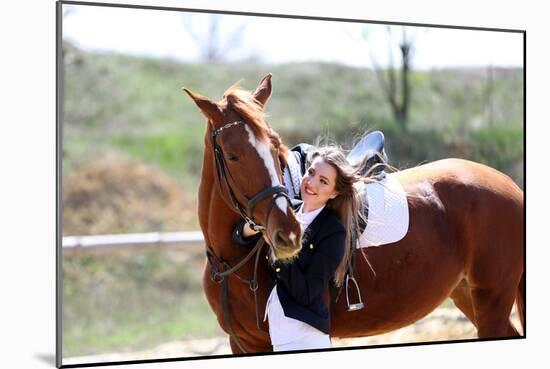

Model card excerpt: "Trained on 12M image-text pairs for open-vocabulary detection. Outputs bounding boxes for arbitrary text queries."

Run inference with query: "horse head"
[183,74,302,259]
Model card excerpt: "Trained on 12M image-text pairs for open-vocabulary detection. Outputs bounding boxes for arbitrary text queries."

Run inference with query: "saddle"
[347,131,388,178]
[282,131,390,311]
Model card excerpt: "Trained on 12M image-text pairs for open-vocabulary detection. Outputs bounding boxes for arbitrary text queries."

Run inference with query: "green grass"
[63,295,221,357]
[62,249,223,357]
[472,126,523,166]
[109,126,205,179]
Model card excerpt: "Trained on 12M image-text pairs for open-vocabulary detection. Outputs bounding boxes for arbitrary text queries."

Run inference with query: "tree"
[364,26,418,132]
[182,14,249,63]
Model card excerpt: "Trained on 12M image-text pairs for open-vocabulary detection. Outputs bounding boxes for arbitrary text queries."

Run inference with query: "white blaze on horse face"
[289,232,297,244]
[244,125,287,215]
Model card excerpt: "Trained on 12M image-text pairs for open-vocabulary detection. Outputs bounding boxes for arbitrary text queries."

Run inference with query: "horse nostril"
[275,231,289,246]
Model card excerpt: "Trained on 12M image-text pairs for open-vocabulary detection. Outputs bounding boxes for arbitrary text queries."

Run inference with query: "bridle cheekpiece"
[211,120,290,232]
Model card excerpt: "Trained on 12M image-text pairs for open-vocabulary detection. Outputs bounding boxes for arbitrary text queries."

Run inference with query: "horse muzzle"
[266,217,302,260]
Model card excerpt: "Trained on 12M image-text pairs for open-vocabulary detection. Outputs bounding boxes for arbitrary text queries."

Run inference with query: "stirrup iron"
[345,274,364,311]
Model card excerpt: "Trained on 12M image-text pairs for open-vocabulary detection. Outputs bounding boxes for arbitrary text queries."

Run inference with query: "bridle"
[211,120,290,233]
[207,119,292,353]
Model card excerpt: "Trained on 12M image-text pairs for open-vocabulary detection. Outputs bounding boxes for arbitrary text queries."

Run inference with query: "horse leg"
[449,279,477,327]
[228,335,273,354]
[470,284,521,338]
[515,271,525,335]
[449,279,520,337]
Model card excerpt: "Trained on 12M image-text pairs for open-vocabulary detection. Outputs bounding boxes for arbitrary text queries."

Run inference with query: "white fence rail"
[62,231,205,253]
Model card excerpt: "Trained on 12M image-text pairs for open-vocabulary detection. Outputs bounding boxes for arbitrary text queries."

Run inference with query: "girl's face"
[301,156,339,211]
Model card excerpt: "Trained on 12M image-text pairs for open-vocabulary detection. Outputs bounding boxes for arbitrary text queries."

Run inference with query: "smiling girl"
[233,146,363,351]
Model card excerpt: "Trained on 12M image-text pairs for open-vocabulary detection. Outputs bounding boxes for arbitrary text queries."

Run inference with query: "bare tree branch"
[369,49,393,105]
[386,26,398,110]
[359,25,419,131]
[182,14,249,62]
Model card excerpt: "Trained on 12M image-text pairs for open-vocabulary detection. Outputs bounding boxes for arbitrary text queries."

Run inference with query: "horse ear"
[252,73,272,107]
[182,87,224,123]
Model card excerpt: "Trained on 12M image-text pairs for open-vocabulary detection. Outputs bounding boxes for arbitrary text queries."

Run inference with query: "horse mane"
[223,84,289,164]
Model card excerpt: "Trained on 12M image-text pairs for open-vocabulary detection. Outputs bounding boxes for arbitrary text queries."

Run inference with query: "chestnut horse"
[183,74,525,354]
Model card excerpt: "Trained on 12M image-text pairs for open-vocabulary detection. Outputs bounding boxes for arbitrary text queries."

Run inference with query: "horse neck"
[199,134,245,261]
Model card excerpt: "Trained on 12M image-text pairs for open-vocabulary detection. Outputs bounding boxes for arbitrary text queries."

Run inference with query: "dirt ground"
[63,307,522,366]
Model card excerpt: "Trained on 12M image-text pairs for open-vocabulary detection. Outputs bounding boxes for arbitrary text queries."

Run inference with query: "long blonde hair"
[307,146,364,287]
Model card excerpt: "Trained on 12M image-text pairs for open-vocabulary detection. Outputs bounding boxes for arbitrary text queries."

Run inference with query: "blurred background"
[60,3,524,364]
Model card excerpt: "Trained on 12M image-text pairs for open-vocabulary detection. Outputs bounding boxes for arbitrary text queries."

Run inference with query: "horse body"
[185,75,524,354]
[331,158,524,339]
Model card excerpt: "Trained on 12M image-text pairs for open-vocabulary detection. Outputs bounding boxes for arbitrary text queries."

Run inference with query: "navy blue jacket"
[232,203,345,334]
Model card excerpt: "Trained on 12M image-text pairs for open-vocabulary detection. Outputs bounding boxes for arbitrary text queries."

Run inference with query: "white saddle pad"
[357,174,409,248]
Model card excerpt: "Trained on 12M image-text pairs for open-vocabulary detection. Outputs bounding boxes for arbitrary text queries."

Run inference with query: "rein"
[207,120,290,353]
[206,239,267,354]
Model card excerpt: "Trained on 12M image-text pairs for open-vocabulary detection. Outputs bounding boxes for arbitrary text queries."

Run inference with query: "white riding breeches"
[266,286,332,352]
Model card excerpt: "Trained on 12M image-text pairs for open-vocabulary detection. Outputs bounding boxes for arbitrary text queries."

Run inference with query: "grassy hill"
[62,42,523,189]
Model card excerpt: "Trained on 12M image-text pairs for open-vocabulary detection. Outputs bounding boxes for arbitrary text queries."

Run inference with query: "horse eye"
[227,153,239,162]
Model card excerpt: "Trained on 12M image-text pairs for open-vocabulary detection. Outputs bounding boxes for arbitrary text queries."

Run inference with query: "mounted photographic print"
[57,1,525,367]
